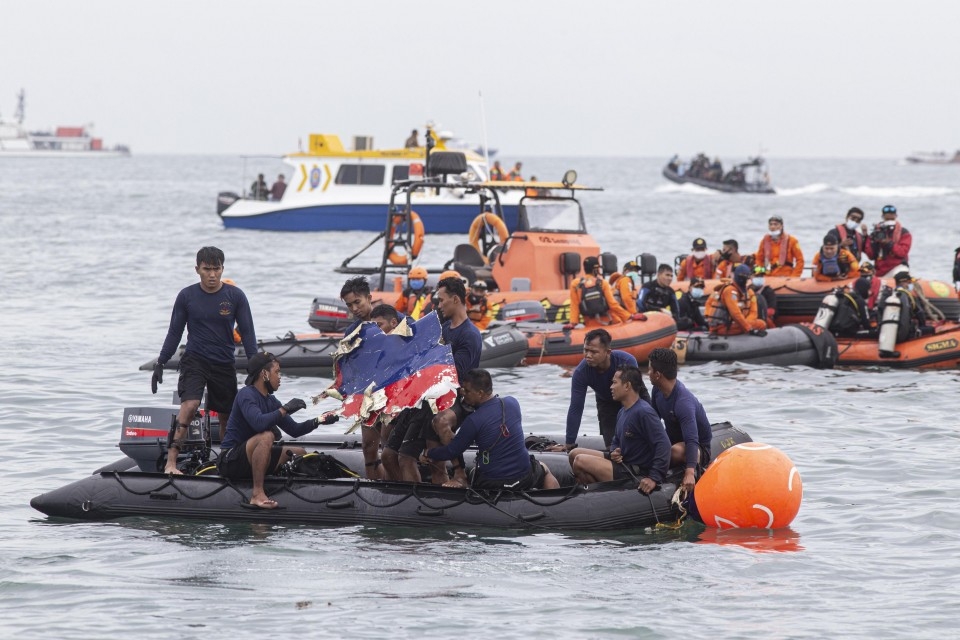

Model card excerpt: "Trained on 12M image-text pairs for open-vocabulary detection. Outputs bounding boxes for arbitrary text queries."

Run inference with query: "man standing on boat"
[646,348,712,496]
[270,174,286,201]
[405,129,419,148]
[218,352,338,509]
[827,207,868,262]
[554,328,650,452]
[567,366,670,494]
[754,215,804,277]
[153,247,259,474]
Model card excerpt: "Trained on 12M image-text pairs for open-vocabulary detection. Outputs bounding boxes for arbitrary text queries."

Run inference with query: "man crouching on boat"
[422,369,559,491]
[218,352,338,509]
[567,366,670,494]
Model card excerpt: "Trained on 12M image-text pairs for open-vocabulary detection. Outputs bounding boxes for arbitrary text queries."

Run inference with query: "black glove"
[151,362,164,394]
[282,398,307,415]
[315,412,340,426]
[749,329,768,337]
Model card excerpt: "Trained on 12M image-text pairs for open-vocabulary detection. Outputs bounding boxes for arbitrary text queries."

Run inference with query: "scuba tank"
[877,292,902,358]
[813,290,840,331]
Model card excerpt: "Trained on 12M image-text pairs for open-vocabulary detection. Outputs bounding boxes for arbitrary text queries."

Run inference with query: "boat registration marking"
[924,338,958,353]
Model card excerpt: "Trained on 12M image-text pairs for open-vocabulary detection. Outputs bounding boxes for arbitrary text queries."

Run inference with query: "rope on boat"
[109,471,245,501]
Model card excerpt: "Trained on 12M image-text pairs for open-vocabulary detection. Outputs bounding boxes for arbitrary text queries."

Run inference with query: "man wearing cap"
[218,353,338,509]
[466,280,492,329]
[754,215,804,277]
[813,234,859,282]
[608,260,641,314]
[567,256,629,328]
[153,247,259,475]
[864,205,912,277]
[827,207,868,262]
[677,238,716,282]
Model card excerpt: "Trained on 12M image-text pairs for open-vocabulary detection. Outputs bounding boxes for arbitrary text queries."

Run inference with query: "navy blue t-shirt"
[221,384,317,450]
[565,350,638,445]
[427,395,529,481]
[159,282,257,366]
[610,399,671,483]
[651,379,712,469]
[442,318,482,382]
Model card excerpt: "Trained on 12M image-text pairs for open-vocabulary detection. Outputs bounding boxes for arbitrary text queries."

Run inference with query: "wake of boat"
[654,183,723,196]
[775,183,830,196]
[839,185,959,198]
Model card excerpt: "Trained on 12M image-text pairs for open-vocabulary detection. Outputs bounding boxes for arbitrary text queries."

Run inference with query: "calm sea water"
[3,155,960,639]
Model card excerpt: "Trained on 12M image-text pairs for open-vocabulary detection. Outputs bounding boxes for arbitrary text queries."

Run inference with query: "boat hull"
[220,201,521,234]
[662,166,775,194]
[675,325,837,368]
[835,322,960,369]
[30,424,752,530]
[140,325,529,376]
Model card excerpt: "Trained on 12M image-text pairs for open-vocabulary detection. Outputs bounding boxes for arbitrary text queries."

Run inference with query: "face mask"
[769,230,782,239]
[720,251,732,261]
[627,272,642,286]
[906,283,914,292]
[752,277,765,288]
[409,279,425,291]
[690,287,704,299]
[692,250,707,260]
[846,219,859,230]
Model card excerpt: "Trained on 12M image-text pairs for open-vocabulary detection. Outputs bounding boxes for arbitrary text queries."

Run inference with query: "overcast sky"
[3,1,958,158]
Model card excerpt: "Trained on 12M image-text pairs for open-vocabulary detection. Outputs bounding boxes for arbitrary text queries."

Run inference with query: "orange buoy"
[694,442,802,529]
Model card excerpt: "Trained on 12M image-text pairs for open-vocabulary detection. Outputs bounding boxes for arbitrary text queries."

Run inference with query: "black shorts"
[178,351,238,413]
[217,441,285,479]
[384,405,435,457]
[612,461,652,482]
[471,455,547,491]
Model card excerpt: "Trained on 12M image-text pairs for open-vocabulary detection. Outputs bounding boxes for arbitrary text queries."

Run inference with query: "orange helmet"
[408,266,428,279]
[439,269,461,281]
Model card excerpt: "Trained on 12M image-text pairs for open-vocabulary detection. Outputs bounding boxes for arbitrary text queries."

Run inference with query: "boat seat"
[452,243,486,267]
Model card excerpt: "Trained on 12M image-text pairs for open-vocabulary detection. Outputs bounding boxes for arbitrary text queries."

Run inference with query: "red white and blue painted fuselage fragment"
[331,313,458,427]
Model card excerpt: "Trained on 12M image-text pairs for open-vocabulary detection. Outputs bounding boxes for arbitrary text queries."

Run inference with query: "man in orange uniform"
[704,264,767,336]
[608,260,640,314]
[812,235,859,282]
[394,266,434,319]
[754,215,804,277]
[677,237,716,282]
[565,256,630,328]
[466,280,492,330]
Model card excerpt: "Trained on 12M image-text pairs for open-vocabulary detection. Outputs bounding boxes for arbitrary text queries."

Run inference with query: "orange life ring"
[388,211,424,265]
[468,213,509,257]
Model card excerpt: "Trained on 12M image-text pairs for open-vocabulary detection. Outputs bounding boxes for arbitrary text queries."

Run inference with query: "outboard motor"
[878,292,902,358]
[217,191,241,216]
[813,290,840,331]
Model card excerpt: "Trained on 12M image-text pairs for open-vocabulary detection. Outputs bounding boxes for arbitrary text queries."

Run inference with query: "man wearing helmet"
[704,264,768,335]
[395,266,435,319]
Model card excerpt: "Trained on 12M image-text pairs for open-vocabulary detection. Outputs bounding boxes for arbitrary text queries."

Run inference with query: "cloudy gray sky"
[3,0,958,158]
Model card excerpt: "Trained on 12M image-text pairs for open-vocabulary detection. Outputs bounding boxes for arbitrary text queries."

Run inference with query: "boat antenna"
[479,90,491,169]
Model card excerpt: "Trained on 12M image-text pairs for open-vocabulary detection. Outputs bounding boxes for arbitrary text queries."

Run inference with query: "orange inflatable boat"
[834,320,960,369]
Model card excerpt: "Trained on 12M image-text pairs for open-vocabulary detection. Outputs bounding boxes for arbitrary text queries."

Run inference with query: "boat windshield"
[519,198,585,233]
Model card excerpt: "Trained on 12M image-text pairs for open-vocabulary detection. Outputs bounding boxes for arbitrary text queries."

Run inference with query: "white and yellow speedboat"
[217,130,520,233]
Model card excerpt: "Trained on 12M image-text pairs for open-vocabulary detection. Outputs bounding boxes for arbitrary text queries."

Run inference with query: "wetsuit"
[651,380,712,474]
[221,385,318,450]
[609,399,671,484]
[158,282,258,412]
[565,350,647,448]
[675,291,708,331]
[637,280,680,316]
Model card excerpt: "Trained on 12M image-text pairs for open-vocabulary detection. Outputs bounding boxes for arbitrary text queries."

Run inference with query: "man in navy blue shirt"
[385,277,482,484]
[423,369,559,490]
[219,353,337,509]
[555,328,650,451]
[647,347,713,495]
[153,247,259,474]
[568,366,670,494]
